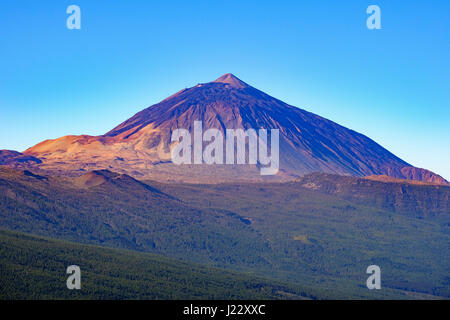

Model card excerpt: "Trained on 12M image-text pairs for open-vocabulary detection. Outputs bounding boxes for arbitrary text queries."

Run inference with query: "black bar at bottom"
[0,300,445,318]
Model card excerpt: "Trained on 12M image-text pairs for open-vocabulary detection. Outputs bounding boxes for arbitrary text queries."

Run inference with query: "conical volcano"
[23,74,448,184]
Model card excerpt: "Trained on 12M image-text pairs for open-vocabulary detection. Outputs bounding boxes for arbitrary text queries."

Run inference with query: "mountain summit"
[22,74,448,184]
[213,73,249,89]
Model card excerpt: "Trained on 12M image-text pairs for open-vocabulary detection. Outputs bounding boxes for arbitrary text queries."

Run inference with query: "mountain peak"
[21,74,448,185]
[213,73,248,89]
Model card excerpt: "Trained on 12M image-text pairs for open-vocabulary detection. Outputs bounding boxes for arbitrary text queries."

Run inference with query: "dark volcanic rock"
[0,150,42,165]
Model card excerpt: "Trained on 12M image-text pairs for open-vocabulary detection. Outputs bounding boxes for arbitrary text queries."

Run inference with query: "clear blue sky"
[1,0,449,179]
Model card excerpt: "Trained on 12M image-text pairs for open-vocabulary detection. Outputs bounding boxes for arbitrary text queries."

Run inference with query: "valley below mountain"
[0,167,448,299]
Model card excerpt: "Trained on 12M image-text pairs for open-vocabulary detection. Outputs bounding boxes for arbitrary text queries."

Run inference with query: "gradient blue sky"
[1,0,449,179]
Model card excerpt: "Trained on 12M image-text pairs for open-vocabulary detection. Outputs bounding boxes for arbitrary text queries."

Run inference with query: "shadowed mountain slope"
[0,150,41,165]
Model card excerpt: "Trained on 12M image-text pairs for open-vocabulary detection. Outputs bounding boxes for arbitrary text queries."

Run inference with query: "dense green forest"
[0,168,448,299]
[0,229,315,300]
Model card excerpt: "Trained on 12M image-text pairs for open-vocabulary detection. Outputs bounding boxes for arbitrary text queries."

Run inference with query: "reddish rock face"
[400,167,448,185]
[13,74,447,184]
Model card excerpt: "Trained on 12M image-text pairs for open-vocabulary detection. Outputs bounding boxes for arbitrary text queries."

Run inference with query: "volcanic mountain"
[21,73,447,184]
